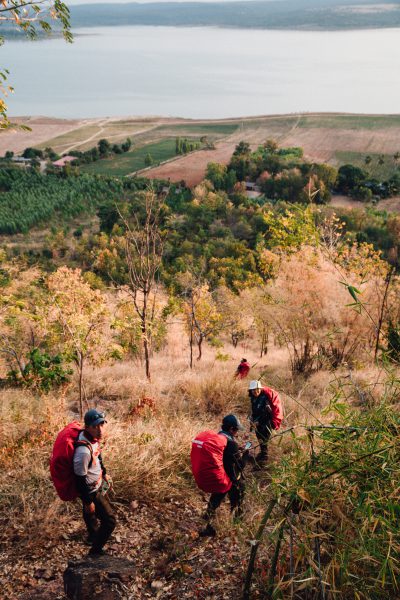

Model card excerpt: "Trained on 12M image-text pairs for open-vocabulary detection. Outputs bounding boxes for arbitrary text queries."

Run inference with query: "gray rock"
[64,555,135,600]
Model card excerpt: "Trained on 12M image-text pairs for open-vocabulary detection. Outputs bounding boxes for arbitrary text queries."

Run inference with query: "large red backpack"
[50,422,93,501]
[191,430,232,494]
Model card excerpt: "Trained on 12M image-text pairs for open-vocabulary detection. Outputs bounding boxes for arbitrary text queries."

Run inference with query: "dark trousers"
[82,492,116,551]
[205,480,245,521]
[255,426,271,463]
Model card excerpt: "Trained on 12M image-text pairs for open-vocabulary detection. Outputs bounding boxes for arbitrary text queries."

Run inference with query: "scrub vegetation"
[0,137,400,598]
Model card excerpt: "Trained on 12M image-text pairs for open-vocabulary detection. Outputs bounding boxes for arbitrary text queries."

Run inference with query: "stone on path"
[64,555,135,600]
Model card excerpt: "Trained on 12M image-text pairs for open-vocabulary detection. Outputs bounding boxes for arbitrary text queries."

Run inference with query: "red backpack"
[50,422,93,501]
[191,430,232,494]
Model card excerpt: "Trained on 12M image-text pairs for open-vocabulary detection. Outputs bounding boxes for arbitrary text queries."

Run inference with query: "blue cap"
[84,409,106,427]
[222,414,244,431]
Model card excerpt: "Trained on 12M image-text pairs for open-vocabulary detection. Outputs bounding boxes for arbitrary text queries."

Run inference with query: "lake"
[3,26,400,118]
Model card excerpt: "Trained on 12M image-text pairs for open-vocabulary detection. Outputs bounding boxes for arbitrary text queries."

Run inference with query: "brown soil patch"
[330,194,400,214]
[143,142,240,186]
[330,194,364,210]
[378,196,400,213]
[0,116,91,155]
[281,127,400,164]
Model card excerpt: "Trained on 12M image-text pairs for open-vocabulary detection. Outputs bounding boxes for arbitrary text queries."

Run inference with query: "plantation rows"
[0,169,134,234]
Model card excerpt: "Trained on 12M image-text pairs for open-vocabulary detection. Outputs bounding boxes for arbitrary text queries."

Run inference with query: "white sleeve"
[73,445,92,476]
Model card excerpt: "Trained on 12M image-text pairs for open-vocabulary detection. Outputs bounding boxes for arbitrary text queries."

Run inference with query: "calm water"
[3,26,400,118]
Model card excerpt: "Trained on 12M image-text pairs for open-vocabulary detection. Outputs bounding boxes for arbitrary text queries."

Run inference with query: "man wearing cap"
[73,409,116,555]
[248,380,283,467]
[197,414,249,537]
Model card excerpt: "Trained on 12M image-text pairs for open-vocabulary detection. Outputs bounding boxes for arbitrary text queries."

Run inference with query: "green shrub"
[7,348,72,391]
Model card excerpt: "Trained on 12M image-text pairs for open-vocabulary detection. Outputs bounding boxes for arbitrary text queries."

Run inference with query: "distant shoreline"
[4,23,400,41]
[68,0,400,31]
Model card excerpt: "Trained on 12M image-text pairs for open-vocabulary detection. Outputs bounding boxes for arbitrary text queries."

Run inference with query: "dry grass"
[0,327,397,590]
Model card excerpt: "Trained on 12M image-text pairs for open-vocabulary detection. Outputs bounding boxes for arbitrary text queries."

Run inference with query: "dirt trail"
[2,491,263,600]
[61,120,161,154]
[61,118,109,154]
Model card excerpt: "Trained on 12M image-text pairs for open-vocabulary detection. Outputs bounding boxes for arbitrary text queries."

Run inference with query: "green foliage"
[205,162,237,192]
[264,204,319,252]
[22,147,43,159]
[336,163,400,200]
[336,150,400,181]
[7,348,72,391]
[98,138,111,157]
[226,141,334,204]
[330,205,399,257]
[266,394,400,598]
[175,137,201,155]
[215,351,230,361]
[0,168,124,233]
[144,152,154,167]
[66,137,132,166]
[80,138,179,177]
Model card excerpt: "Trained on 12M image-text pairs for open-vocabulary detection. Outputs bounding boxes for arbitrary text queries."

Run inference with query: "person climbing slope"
[248,380,283,468]
[235,358,251,379]
[191,414,250,537]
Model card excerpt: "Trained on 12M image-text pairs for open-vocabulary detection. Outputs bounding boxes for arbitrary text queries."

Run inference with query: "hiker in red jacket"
[73,409,116,555]
[191,414,250,537]
[235,358,250,379]
[248,380,283,468]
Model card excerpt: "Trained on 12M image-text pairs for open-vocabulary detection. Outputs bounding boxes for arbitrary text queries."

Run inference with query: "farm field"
[78,122,240,177]
[80,138,179,177]
[334,150,400,179]
[144,114,400,185]
[2,113,400,185]
[36,119,161,155]
[0,116,83,156]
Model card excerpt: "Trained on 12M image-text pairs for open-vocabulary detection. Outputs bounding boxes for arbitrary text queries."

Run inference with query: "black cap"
[241,358,247,362]
[222,414,244,431]
[84,409,106,427]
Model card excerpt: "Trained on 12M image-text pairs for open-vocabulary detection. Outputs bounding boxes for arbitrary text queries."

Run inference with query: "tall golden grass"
[0,329,391,557]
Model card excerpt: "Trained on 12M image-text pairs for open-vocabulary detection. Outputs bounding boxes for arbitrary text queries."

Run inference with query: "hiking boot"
[246,454,258,467]
[199,524,216,537]
[88,547,107,556]
[253,453,268,469]
[85,533,97,546]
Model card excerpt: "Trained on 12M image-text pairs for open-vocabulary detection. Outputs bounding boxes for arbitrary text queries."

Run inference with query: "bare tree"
[123,189,164,380]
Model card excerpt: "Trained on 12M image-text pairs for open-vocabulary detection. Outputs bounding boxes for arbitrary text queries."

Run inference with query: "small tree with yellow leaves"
[47,266,109,416]
[182,280,222,367]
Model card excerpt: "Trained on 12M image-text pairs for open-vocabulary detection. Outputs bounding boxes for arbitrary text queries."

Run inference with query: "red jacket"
[236,361,250,379]
[251,387,283,431]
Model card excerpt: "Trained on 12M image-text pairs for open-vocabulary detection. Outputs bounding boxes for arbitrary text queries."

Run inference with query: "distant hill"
[70,0,400,30]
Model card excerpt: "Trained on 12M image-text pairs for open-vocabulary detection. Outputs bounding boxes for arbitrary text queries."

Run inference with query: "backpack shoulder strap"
[73,437,94,468]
